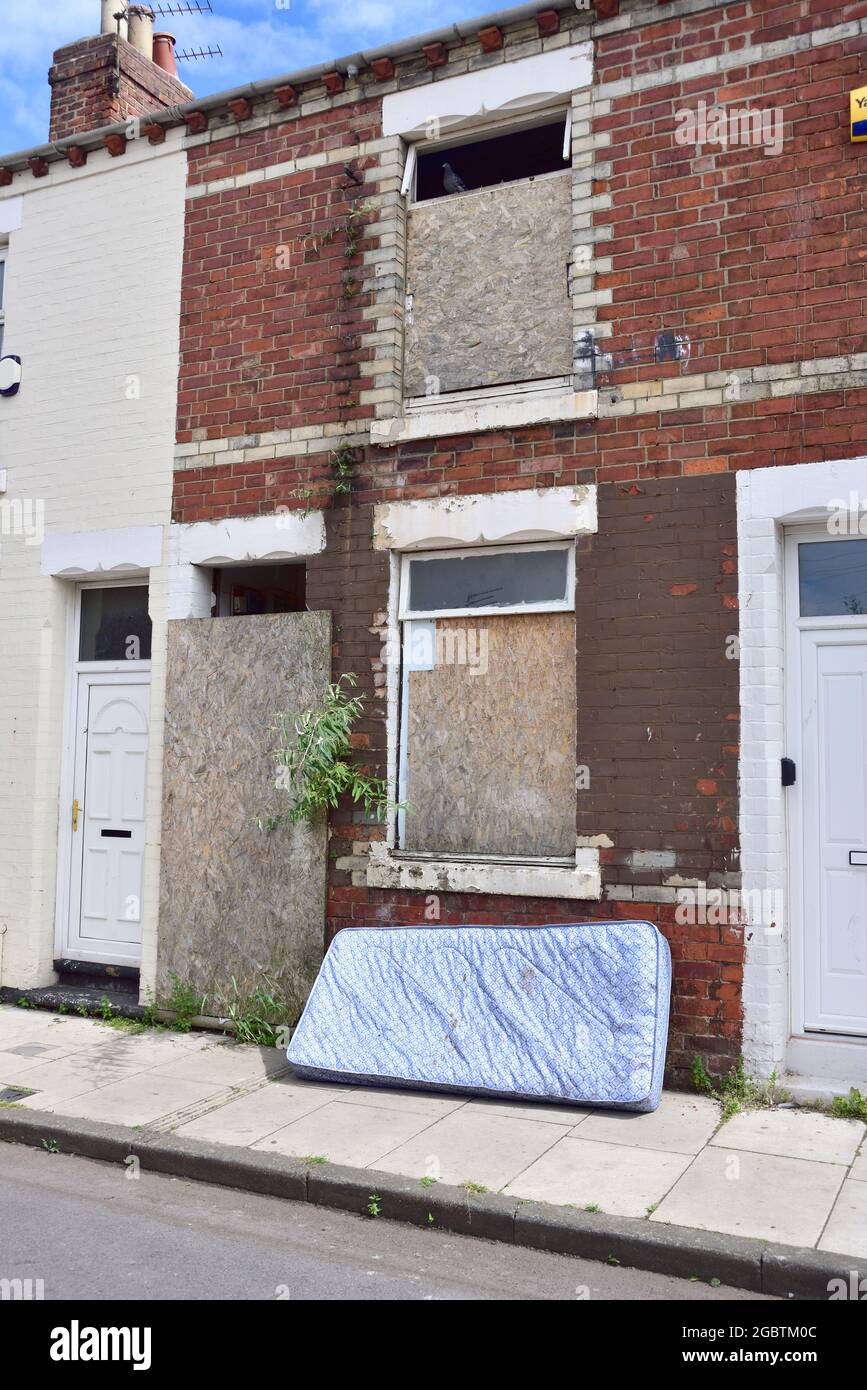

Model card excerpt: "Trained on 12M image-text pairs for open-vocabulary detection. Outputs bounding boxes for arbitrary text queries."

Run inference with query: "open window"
[209,563,306,618]
[397,542,577,859]
[412,115,570,203]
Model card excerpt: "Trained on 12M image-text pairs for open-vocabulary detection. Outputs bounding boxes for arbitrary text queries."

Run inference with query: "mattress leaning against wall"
[287,921,672,1113]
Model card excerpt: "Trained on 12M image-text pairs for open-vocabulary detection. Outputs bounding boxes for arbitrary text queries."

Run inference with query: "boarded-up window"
[403,171,574,398]
[398,544,577,859]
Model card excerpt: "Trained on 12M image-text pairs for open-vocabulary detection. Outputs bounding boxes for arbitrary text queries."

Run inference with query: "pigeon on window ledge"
[442,162,467,194]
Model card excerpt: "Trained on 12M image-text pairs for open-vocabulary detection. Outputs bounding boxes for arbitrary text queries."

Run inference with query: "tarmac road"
[0,1143,769,1301]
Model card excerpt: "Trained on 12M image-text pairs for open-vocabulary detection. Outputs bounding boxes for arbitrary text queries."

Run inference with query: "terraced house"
[1,0,866,1096]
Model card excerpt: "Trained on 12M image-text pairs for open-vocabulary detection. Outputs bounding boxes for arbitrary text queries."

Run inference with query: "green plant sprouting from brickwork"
[330,441,359,497]
[263,673,396,829]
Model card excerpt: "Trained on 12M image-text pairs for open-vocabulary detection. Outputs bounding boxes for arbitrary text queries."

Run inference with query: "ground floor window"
[397,542,577,859]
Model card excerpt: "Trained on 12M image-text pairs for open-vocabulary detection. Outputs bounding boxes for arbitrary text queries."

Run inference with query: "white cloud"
[0,0,472,152]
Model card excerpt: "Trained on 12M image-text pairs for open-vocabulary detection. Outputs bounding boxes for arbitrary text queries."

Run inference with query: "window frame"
[406,106,572,207]
[74,579,153,674]
[397,540,576,621]
[396,540,576,849]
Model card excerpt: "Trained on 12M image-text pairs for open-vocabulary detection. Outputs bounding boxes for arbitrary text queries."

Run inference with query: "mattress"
[287,921,671,1112]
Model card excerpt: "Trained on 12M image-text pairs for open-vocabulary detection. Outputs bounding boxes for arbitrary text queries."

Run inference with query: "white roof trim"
[382,43,593,139]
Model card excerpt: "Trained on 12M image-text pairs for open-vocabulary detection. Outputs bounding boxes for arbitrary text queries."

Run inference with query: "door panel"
[802,632,867,1034]
[66,678,149,961]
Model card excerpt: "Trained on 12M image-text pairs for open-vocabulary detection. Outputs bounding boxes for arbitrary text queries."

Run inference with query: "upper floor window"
[403,112,574,401]
[412,115,570,203]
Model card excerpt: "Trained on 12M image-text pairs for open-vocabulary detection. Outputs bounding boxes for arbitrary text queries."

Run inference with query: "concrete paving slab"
[38,1073,229,1126]
[150,1042,288,1086]
[0,1013,107,1047]
[252,1100,434,1168]
[711,1107,865,1165]
[73,1034,211,1071]
[652,1147,846,1247]
[324,1084,468,1120]
[1,1054,138,1101]
[572,1093,720,1154]
[464,1097,587,1126]
[818,1179,867,1260]
[375,1108,564,1191]
[175,1083,340,1146]
[850,1143,867,1183]
[504,1135,692,1217]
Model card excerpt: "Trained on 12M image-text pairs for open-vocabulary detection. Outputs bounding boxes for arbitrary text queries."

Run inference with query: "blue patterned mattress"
[287,921,671,1113]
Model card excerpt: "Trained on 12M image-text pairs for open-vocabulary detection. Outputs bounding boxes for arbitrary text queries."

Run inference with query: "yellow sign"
[851,86,867,142]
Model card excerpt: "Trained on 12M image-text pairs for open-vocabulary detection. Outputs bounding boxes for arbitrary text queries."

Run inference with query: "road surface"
[0,1144,767,1301]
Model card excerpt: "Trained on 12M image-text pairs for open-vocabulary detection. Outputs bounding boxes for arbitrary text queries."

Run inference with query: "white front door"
[65,675,150,964]
[794,533,867,1037]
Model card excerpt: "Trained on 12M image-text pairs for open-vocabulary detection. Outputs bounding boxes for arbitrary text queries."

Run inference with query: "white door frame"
[53,579,152,967]
[737,454,867,1084]
[784,525,867,1041]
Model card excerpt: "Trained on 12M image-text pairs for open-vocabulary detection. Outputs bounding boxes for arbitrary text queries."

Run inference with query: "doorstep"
[0,1005,865,1295]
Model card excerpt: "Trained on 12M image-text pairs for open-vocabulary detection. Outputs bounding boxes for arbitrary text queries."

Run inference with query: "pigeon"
[442,161,467,194]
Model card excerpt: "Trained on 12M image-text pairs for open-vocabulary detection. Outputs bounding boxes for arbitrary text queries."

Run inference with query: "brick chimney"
[49,6,192,143]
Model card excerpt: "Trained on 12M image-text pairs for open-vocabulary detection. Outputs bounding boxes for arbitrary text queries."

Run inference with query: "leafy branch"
[263,674,398,828]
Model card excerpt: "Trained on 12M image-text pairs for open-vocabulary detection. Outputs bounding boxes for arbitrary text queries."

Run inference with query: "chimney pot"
[100,0,128,40]
[127,6,155,59]
[152,32,178,77]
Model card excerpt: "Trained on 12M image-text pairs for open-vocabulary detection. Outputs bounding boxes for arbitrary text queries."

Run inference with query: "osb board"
[404,612,577,857]
[157,611,331,1020]
[404,173,574,397]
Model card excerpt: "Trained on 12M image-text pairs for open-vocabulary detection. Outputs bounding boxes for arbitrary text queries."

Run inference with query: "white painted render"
[370,386,598,447]
[381,42,594,138]
[0,133,187,997]
[367,843,602,901]
[41,526,164,579]
[166,512,327,619]
[738,455,867,1087]
[373,484,598,552]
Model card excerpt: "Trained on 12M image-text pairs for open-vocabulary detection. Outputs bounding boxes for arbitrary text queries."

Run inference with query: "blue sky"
[0,0,478,153]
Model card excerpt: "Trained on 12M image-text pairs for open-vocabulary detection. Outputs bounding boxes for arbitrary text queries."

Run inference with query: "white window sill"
[366,844,601,901]
[370,386,597,447]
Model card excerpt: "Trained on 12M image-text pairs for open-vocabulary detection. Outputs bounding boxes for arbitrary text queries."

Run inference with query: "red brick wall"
[49,35,191,142]
[178,99,381,442]
[168,0,867,1084]
[594,1,867,381]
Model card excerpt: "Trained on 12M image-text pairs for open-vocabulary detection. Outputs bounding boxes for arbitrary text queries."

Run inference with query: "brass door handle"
[72,799,80,832]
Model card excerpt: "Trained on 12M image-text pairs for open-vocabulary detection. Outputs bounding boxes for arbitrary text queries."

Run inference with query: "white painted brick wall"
[737,456,867,1077]
[0,137,186,995]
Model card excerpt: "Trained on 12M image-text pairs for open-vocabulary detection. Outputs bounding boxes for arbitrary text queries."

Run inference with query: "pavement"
[0,1144,767,1301]
[1,1004,865,1284]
